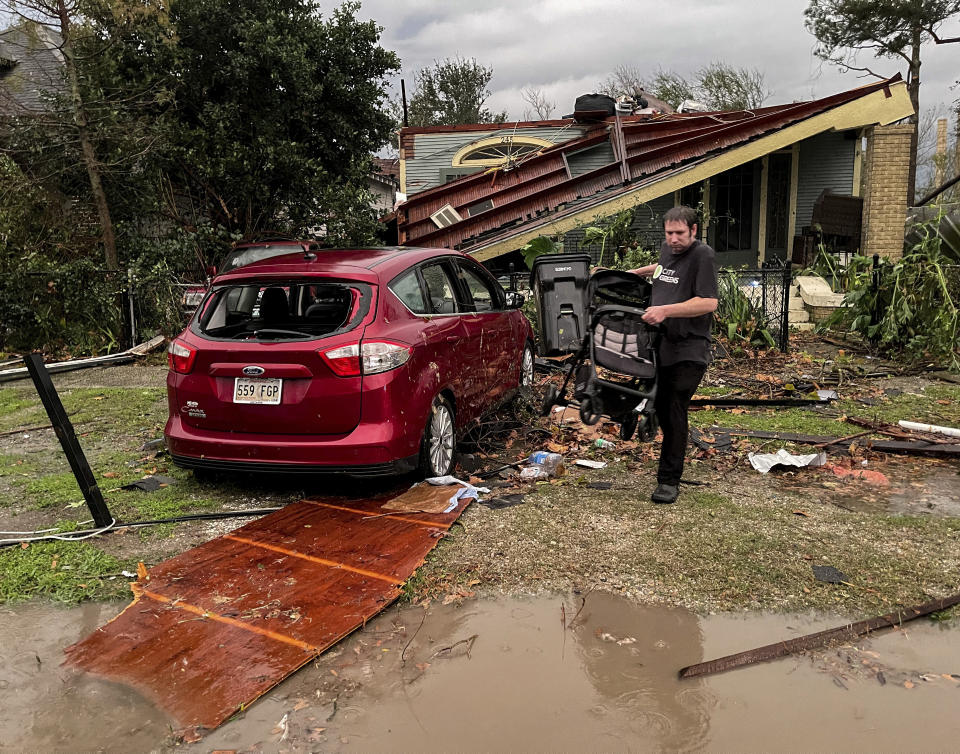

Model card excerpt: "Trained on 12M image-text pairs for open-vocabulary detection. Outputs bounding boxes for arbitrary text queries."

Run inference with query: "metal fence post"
[24,354,114,528]
[127,267,138,347]
[781,259,792,352]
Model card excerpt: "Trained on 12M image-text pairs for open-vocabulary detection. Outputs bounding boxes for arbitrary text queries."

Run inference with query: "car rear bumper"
[164,414,421,476]
[170,452,417,477]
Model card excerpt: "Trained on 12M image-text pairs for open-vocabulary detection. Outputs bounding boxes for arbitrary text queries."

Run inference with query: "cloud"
[356,0,960,118]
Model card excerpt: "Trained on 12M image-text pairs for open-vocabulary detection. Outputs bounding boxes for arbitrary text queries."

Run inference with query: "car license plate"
[233,377,282,405]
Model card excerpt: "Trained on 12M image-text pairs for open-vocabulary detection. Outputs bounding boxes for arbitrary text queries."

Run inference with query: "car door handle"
[446,335,459,343]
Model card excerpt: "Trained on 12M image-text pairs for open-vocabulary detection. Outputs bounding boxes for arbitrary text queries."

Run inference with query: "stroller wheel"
[579,397,601,425]
[637,414,658,442]
[619,413,638,440]
[540,385,560,417]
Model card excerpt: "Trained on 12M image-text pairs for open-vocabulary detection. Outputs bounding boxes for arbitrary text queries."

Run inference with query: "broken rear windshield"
[195,280,370,340]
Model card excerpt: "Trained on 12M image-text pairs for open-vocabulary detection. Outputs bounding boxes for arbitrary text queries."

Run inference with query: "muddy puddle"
[3,593,960,752]
[828,463,960,517]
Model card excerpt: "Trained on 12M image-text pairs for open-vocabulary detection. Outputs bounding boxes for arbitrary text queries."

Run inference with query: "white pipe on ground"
[898,420,960,439]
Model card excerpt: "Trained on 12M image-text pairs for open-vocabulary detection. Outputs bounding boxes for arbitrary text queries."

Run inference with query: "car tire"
[520,343,535,388]
[419,396,456,478]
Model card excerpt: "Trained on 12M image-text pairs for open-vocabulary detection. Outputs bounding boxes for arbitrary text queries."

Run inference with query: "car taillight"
[361,341,412,374]
[320,342,411,377]
[320,344,361,376]
[167,339,197,374]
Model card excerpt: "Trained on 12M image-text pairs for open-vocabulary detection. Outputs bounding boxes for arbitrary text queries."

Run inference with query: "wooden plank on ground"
[63,488,470,735]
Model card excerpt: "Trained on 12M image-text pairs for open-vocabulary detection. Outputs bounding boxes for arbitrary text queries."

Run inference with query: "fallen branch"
[679,592,960,679]
[814,430,874,448]
[429,634,478,660]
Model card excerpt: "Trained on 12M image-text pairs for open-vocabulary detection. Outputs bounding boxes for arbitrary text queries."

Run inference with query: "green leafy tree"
[407,56,507,126]
[139,0,399,245]
[0,6,127,269]
[805,0,960,203]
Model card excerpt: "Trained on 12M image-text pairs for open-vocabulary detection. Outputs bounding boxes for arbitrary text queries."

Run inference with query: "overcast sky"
[356,0,960,121]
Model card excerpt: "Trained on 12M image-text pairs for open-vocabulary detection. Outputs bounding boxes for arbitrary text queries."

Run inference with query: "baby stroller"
[539,269,659,441]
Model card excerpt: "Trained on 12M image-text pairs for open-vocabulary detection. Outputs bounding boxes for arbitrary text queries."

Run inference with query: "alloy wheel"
[520,345,535,387]
[429,403,455,475]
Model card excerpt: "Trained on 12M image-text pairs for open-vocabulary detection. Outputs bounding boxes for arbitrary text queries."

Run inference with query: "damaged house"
[391,76,914,268]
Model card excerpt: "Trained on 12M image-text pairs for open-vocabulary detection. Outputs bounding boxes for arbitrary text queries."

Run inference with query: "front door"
[765,152,792,261]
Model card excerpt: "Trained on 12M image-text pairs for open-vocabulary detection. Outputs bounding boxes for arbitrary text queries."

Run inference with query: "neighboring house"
[394,76,915,267]
[369,157,400,215]
[0,21,65,117]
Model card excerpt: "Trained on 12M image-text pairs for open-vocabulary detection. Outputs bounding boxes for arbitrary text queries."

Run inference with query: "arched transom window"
[452,135,554,168]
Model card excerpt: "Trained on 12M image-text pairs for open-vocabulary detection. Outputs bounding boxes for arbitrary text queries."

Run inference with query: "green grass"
[0,541,134,604]
[691,384,960,437]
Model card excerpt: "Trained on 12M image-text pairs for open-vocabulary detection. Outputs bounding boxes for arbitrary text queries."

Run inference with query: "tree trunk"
[906,26,921,206]
[57,0,118,270]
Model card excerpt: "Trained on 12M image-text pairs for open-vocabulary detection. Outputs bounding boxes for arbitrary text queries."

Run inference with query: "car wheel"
[579,396,601,425]
[419,396,456,478]
[520,343,535,388]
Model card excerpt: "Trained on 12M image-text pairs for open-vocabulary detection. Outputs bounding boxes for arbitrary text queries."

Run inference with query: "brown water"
[3,594,960,752]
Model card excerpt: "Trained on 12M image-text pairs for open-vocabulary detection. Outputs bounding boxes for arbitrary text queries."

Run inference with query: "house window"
[452,135,554,168]
[713,164,754,253]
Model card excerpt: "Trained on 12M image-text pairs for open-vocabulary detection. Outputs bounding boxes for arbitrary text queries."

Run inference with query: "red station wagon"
[164,247,535,478]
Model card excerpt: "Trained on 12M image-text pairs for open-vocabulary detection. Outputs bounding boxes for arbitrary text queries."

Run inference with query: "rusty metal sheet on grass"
[63,489,470,735]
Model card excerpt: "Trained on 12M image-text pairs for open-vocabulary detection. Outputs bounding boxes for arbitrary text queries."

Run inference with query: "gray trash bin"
[530,253,591,355]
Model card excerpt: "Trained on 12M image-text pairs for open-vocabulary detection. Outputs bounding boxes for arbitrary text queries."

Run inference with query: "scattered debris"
[478,494,526,510]
[0,335,165,383]
[827,465,890,486]
[812,565,849,584]
[120,474,176,493]
[573,459,606,469]
[585,481,614,490]
[749,449,827,474]
[709,426,960,457]
[897,420,960,440]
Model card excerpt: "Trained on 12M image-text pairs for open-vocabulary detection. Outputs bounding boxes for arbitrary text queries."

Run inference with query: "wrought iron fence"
[717,261,793,352]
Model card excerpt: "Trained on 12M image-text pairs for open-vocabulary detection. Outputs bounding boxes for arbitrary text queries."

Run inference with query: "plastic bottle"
[594,438,617,450]
[519,464,551,481]
[527,451,565,476]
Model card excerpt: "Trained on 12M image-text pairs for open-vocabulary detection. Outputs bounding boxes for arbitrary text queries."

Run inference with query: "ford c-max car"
[164,247,535,478]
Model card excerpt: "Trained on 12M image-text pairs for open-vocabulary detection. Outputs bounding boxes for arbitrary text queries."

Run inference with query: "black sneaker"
[651,483,679,504]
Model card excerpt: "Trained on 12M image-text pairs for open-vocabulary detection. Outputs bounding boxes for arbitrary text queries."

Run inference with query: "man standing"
[631,206,717,504]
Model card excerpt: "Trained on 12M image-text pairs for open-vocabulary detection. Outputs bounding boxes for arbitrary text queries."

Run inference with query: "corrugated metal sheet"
[796,131,856,230]
[396,77,900,252]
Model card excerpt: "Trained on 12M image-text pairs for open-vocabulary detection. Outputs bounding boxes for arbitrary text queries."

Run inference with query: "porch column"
[861,123,914,260]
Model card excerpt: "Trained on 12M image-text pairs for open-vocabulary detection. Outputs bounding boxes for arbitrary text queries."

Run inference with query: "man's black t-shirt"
[650,239,718,366]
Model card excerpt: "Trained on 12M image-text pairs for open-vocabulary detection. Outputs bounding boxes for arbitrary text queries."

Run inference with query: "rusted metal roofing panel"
[396,77,903,253]
[63,488,473,736]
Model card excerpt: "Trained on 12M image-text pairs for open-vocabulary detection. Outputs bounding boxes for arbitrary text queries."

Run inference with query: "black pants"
[654,360,707,486]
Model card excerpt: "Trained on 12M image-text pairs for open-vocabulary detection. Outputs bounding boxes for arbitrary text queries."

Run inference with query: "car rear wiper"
[250,328,312,339]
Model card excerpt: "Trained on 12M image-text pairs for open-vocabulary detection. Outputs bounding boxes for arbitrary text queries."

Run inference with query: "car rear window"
[195,279,370,340]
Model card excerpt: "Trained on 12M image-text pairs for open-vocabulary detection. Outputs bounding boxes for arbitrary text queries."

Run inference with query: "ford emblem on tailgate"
[242,365,265,376]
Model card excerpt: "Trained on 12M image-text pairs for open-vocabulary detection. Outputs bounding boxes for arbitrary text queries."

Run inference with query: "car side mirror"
[505,291,524,309]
